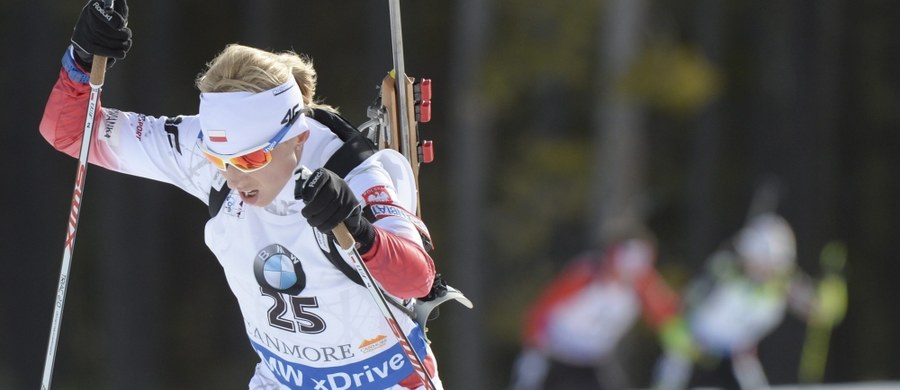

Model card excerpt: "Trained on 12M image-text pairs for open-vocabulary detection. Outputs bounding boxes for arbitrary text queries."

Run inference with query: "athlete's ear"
[296,130,310,145]
[294,130,310,157]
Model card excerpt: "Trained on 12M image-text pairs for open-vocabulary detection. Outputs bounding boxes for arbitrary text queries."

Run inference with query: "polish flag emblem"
[208,130,228,143]
[363,186,393,204]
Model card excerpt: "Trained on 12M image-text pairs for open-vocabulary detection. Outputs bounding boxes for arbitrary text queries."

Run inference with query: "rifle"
[356,1,473,388]
[360,1,434,218]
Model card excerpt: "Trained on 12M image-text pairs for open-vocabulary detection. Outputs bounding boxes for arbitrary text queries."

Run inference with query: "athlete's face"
[223,131,310,207]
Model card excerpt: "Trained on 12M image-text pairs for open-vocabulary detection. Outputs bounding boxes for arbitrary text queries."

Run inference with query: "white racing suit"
[40,47,442,390]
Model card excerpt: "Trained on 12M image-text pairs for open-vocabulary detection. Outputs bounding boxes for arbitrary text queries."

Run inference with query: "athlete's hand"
[71,0,132,70]
[296,168,376,253]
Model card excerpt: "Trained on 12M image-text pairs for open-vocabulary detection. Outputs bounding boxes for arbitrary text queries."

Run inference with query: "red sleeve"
[635,268,681,330]
[41,65,92,155]
[361,228,435,299]
[39,64,119,169]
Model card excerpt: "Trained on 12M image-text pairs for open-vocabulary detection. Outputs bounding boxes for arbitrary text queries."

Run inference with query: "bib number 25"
[260,287,326,334]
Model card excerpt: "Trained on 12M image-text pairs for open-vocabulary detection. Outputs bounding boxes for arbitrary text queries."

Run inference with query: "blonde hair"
[195,43,335,112]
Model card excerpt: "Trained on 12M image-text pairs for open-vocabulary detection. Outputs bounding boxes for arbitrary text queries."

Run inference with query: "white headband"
[199,79,307,155]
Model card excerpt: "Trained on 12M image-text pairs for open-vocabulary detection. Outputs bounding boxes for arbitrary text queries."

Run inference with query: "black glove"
[296,168,376,253]
[71,0,132,70]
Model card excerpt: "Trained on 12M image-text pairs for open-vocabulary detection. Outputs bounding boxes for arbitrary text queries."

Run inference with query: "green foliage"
[621,41,722,116]
[483,0,603,109]
[492,138,590,258]
[488,259,557,345]
[486,137,593,348]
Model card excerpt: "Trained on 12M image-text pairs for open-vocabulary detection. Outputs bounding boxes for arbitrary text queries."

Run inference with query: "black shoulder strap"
[311,109,378,287]
[312,109,378,177]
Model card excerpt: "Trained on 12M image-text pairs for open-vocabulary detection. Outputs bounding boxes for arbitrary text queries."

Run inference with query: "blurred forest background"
[2,0,900,389]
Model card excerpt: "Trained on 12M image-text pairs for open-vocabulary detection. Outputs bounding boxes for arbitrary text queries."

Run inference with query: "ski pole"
[332,224,437,390]
[41,3,113,387]
[298,168,438,390]
[798,240,848,383]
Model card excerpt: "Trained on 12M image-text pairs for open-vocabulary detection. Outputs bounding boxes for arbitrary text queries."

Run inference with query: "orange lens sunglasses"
[199,121,293,173]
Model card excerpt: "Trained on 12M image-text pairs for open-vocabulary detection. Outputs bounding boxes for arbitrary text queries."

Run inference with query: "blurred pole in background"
[750,3,792,185]
[803,0,848,379]
[686,0,724,268]
[745,0,845,383]
[96,0,180,386]
[589,0,649,242]
[789,0,844,268]
[447,0,492,388]
[588,3,650,380]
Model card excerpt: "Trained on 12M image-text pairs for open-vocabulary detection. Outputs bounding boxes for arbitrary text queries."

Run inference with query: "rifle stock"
[363,1,433,217]
[380,71,421,180]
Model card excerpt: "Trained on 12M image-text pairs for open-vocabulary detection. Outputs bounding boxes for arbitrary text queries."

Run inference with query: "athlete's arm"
[634,267,681,329]
[349,158,436,299]
[361,227,435,299]
[40,48,120,170]
[298,167,436,299]
[40,47,216,203]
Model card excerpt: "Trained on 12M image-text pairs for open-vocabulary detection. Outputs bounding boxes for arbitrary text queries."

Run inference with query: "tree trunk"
[97,0,179,387]
[685,0,724,267]
[447,0,492,388]
[589,0,649,243]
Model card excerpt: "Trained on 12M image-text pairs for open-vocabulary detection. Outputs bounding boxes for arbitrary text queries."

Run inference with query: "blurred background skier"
[653,209,847,389]
[509,221,685,390]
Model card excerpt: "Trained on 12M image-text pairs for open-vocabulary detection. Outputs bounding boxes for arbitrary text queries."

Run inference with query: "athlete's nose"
[223,165,251,189]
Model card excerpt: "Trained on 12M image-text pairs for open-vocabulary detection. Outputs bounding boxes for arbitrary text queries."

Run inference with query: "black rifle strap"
[311,109,379,287]
[311,109,378,177]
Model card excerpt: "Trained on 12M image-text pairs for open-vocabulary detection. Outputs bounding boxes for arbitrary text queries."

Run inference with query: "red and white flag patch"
[208,129,228,143]
[362,185,393,204]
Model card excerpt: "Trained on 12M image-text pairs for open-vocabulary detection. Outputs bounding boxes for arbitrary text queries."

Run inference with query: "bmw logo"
[253,244,306,295]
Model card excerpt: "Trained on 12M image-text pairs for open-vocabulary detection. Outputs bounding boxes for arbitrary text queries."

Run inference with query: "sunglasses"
[198,121,294,173]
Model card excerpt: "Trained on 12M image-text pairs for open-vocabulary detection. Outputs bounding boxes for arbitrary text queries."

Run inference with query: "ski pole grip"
[295,165,357,251]
[333,223,355,251]
[90,55,108,87]
[88,0,114,87]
